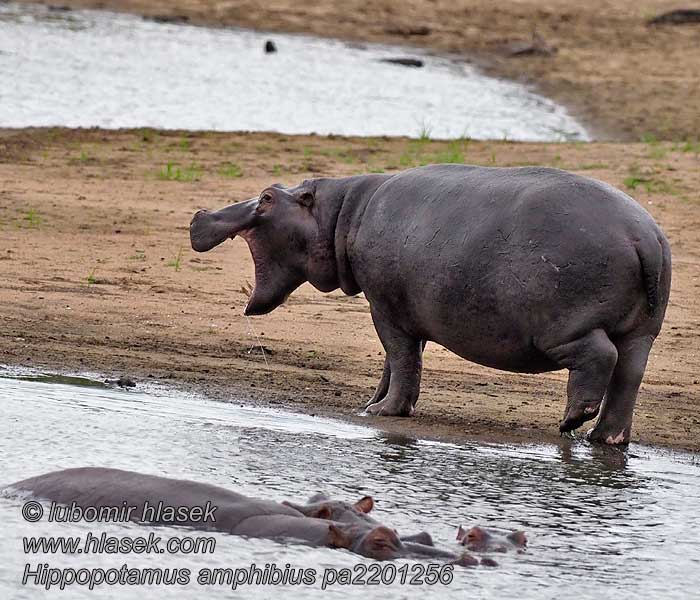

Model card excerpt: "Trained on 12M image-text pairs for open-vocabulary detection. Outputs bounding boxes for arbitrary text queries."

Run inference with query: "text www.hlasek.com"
[23,532,216,555]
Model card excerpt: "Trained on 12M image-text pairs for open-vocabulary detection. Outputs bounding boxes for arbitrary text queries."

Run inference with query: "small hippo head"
[327,523,402,561]
[283,494,376,527]
[190,181,340,316]
[456,525,527,553]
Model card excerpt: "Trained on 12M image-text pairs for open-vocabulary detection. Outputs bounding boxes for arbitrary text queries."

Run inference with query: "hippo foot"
[585,425,630,445]
[365,396,415,417]
[559,400,602,433]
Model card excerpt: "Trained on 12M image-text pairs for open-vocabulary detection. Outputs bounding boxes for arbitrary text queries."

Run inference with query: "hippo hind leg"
[365,308,423,416]
[540,329,618,434]
[587,334,654,445]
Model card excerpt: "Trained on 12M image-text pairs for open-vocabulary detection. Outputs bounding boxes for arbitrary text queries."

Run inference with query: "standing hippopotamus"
[190,165,671,444]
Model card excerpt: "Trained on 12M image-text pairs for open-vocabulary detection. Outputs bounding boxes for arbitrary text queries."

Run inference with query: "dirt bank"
[17,0,700,141]
[0,128,698,449]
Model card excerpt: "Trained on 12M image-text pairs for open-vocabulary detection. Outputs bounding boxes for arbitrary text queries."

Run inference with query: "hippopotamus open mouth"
[189,187,320,316]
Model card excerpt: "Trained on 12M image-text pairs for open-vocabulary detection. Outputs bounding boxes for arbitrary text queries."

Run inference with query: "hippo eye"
[260,192,273,204]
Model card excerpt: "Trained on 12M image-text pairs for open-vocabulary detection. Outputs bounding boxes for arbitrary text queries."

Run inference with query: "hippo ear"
[327,523,353,549]
[456,525,467,542]
[507,531,527,547]
[354,496,374,513]
[296,190,314,208]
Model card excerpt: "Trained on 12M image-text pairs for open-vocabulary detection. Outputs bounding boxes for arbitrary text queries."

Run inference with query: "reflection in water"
[0,2,588,141]
[1,367,699,599]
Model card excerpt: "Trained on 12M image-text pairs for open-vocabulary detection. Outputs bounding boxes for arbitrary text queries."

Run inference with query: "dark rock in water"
[264,40,277,54]
[48,5,72,11]
[104,376,136,388]
[380,57,424,68]
[384,25,431,37]
[147,14,191,25]
[648,9,700,25]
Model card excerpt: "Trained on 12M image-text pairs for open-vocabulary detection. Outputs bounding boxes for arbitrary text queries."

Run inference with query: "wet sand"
[1,128,698,450]
[17,0,700,142]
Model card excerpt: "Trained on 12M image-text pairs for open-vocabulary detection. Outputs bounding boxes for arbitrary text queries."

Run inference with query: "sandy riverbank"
[0,128,698,449]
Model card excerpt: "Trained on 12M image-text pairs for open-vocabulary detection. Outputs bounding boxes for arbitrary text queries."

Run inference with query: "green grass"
[417,122,433,141]
[128,250,146,261]
[167,247,184,272]
[157,162,202,182]
[577,163,609,170]
[674,139,700,154]
[86,269,97,285]
[19,208,42,228]
[139,128,155,143]
[624,167,676,195]
[219,162,243,178]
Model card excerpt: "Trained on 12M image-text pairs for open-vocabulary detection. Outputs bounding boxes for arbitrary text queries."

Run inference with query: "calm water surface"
[0,3,588,141]
[1,367,698,598]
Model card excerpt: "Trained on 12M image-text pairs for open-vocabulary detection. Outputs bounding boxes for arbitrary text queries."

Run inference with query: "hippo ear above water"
[354,496,374,513]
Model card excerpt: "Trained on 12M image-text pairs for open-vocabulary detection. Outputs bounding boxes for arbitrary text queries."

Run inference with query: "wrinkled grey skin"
[190,165,671,444]
[8,468,469,563]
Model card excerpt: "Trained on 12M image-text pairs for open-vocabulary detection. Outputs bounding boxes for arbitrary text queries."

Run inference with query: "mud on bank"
[0,128,698,449]
[17,0,700,141]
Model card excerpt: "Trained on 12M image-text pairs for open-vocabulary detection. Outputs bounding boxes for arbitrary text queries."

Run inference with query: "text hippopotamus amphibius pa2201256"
[190,165,671,445]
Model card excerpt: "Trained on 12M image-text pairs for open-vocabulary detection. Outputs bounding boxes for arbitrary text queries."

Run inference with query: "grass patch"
[139,128,156,143]
[157,162,202,182]
[167,247,184,272]
[577,163,609,170]
[624,167,676,194]
[219,162,243,178]
[19,208,42,228]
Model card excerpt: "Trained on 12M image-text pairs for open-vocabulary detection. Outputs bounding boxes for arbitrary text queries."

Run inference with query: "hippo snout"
[189,210,218,252]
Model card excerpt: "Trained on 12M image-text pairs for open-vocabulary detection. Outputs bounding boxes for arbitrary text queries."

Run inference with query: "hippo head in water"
[189,175,390,315]
[456,525,527,553]
[285,492,436,548]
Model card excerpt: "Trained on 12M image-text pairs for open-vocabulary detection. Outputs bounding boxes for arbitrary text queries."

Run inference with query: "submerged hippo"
[9,467,469,563]
[190,165,671,444]
[456,525,527,553]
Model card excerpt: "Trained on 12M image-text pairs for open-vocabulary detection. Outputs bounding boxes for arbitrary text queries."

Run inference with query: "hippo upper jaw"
[189,198,258,252]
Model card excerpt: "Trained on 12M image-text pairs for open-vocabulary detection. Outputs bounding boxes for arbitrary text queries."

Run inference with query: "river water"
[0,2,588,141]
[1,367,698,599]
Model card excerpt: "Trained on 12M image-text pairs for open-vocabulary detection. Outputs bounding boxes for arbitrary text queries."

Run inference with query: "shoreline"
[1,128,698,452]
[14,0,700,141]
[5,361,699,464]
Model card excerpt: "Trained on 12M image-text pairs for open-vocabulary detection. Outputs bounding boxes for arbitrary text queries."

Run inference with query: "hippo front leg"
[364,307,422,416]
[366,339,428,409]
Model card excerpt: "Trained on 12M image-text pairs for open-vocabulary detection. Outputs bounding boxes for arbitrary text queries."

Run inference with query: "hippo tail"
[635,234,671,317]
